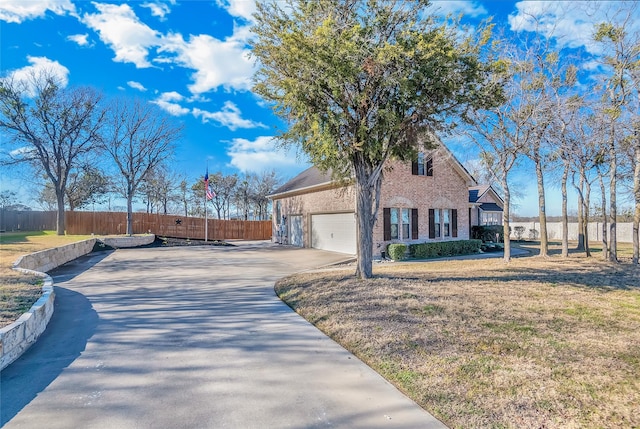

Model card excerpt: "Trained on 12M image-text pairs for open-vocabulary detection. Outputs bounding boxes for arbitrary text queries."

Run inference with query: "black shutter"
[411,161,418,175]
[412,208,419,239]
[426,157,433,176]
[383,208,391,240]
[452,209,458,238]
[428,209,435,239]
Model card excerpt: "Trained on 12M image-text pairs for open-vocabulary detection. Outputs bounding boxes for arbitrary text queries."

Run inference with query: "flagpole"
[204,164,208,242]
[205,190,208,242]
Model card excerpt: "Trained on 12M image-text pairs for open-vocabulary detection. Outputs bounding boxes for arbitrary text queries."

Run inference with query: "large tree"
[0,71,105,234]
[102,98,181,235]
[252,0,502,278]
[593,4,639,262]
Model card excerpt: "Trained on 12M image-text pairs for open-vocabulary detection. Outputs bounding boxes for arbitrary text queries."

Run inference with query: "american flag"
[204,170,213,200]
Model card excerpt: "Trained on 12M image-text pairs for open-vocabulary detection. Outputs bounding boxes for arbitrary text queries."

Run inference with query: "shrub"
[471,225,506,242]
[387,243,407,260]
[408,239,482,259]
[513,226,525,241]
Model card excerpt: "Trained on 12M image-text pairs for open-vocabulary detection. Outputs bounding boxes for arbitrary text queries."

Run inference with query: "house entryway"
[289,215,303,247]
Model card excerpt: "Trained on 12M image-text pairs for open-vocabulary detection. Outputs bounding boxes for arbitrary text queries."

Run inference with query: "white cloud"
[6,56,70,96]
[430,0,487,18]
[192,101,265,130]
[151,91,190,116]
[216,0,256,22]
[67,33,90,46]
[127,81,147,91]
[159,32,254,93]
[141,2,171,20]
[0,0,75,23]
[508,1,640,54]
[82,3,161,68]
[227,136,302,173]
[80,2,254,93]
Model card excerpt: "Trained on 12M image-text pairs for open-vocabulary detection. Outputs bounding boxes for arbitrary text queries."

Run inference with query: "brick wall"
[274,185,355,248]
[374,149,472,253]
[273,146,473,253]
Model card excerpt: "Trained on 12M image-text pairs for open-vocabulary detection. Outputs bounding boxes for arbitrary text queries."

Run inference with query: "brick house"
[269,145,495,256]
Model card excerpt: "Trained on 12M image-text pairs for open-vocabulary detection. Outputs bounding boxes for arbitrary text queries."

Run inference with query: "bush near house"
[387,243,408,260]
[471,225,506,242]
[387,239,482,261]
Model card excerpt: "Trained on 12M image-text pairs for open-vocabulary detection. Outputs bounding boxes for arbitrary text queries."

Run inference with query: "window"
[417,153,425,175]
[429,208,458,239]
[481,212,501,225]
[401,208,410,239]
[390,208,399,239]
[443,209,450,237]
[412,152,433,176]
[384,208,418,241]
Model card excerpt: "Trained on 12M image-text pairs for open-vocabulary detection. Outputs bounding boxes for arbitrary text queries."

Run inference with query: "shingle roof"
[468,185,491,203]
[270,166,333,197]
[479,202,503,212]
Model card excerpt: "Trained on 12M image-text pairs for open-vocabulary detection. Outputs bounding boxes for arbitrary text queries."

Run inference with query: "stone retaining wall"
[0,270,54,371]
[101,234,155,249]
[13,239,97,273]
[1,234,155,371]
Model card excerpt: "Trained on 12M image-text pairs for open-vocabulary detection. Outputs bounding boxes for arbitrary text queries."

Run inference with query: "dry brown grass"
[0,231,92,328]
[275,252,640,429]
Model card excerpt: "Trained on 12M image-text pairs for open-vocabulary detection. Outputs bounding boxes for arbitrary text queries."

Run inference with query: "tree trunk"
[575,171,585,251]
[127,195,134,236]
[561,162,569,258]
[584,178,591,258]
[535,159,548,257]
[56,190,65,235]
[633,144,640,264]
[501,171,511,263]
[598,171,608,260]
[353,157,383,280]
[608,134,618,262]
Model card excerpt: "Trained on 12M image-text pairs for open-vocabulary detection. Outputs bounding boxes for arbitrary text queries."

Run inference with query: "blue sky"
[1,1,638,215]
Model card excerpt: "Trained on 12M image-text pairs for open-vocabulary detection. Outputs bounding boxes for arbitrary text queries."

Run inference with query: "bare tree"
[570,108,607,257]
[65,165,111,211]
[0,70,105,234]
[234,175,253,221]
[593,4,639,261]
[252,170,281,220]
[102,98,181,235]
[140,164,180,215]
[209,172,238,220]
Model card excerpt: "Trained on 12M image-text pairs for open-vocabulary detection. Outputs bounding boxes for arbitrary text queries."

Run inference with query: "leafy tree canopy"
[252,0,502,177]
[252,0,503,278]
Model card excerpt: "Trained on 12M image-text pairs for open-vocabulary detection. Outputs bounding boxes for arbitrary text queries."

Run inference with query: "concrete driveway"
[1,242,445,428]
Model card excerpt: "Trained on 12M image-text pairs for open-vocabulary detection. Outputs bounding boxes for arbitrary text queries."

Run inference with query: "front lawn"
[0,231,92,328]
[275,253,640,428]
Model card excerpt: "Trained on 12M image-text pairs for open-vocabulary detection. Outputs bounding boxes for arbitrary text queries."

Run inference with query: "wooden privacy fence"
[1,210,57,232]
[65,211,272,241]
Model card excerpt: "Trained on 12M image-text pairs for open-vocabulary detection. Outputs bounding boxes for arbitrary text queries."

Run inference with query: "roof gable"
[270,142,477,199]
[269,166,333,197]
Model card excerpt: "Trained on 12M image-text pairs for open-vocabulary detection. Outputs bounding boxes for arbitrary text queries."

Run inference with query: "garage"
[311,213,357,255]
[289,215,303,247]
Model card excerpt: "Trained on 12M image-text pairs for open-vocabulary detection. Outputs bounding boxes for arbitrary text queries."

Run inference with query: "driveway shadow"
[0,253,106,426]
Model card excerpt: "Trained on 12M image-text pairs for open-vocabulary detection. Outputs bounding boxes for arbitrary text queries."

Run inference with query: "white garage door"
[289,215,303,247]
[311,213,356,255]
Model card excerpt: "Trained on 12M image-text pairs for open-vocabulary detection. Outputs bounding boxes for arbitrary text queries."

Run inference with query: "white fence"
[509,222,638,244]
